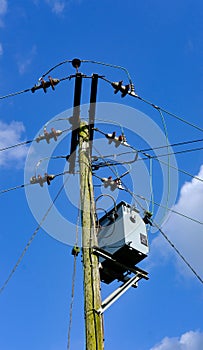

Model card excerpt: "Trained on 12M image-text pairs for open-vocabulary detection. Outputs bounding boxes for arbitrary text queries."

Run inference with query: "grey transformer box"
[97,201,149,284]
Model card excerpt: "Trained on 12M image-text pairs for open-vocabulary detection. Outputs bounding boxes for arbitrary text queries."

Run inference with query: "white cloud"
[148,165,203,281]
[150,330,203,350]
[0,120,28,168]
[17,45,37,75]
[0,0,7,15]
[45,0,65,14]
[0,0,7,27]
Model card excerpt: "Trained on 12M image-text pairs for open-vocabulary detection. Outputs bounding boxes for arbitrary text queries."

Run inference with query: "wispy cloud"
[0,120,28,168]
[150,330,203,350]
[149,165,203,281]
[0,0,7,27]
[45,0,65,14]
[16,45,37,75]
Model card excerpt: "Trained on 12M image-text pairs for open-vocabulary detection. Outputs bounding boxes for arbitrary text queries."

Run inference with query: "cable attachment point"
[105,131,129,147]
[111,81,130,97]
[31,76,60,93]
[101,176,124,191]
[130,83,135,93]
[79,122,89,142]
[36,127,62,144]
[71,58,81,71]
[71,245,80,256]
[143,211,153,226]
[30,173,55,187]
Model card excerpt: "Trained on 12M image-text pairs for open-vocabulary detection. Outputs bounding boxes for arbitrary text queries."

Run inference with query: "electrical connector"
[101,176,123,191]
[111,81,130,97]
[30,173,55,187]
[71,245,80,256]
[31,76,60,93]
[105,131,129,147]
[143,211,153,226]
[36,127,62,144]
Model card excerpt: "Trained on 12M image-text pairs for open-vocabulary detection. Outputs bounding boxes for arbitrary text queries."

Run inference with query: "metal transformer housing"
[97,201,149,284]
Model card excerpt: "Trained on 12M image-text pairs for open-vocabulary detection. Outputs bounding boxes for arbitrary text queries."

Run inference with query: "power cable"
[150,156,203,184]
[82,59,133,85]
[157,108,170,223]
[0,88,31,100]
[133,94,203,134]
[0,140,33,152]
[93,127,203,185]
[67,200,80,350]
[100,76,203,133]
[93,126,203,160]
[0,73,87,101]
[92,149,203,185]
[130,191,203,226]
[152,220,203,284]
[0,183,30,194]
[94,161,203,227]
[0,169,72,196]
[39,58,133,85]
[141,137,203,153]
[93,145,146,212]
[0,175,70,294]
[0,127,70,153]
[39,59,72,80]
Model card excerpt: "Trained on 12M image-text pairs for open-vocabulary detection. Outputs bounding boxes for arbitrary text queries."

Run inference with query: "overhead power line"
[140,145,203,159]
[0,88,31,100]
[92,131,203,185]
[130,191,203,226]
[0,127,70,153]
[0,73,88,101]
[101,77,203,134]
[152,220,203,284]
[0,169,71,195]
[0,176,69,294]
[0,183,30,194]
[39,58,133,85]
[141,137,203,152]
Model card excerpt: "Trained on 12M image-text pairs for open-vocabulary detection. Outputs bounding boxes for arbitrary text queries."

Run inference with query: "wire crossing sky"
[0,2,203,350]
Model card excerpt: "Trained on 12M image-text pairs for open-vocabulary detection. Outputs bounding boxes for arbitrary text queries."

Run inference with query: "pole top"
[72,58,81,70]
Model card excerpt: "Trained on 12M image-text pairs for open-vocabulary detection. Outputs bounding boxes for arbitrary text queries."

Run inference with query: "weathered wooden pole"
[79,121,104,350]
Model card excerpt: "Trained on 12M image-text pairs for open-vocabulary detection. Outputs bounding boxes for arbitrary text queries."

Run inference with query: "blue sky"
[0,1,203,350]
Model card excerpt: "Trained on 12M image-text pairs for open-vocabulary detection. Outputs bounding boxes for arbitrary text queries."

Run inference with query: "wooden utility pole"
[79,121,104,350]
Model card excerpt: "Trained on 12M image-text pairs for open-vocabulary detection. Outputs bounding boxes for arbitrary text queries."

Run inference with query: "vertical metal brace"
[69,73,83,174]
[88,74,98,156]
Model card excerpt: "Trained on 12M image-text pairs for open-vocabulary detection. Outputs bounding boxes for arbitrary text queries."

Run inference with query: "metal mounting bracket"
[93,246,149,314]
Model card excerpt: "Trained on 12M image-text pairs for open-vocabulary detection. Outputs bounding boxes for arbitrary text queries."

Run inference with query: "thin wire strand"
[0,88,31,100]
[93,126,203,154]
[0,175,69,294]
[0,74,73,101]
[132,192,203,226]
[149,157,154,214]
[93,145,147,212]
[141,137,203,152]
[100,76,203,133]
[0,127,70,153]
[129,92,203,133]
[152,220,203,284]
[92,148,203,186]
[0,183,30,195]
[82,59,133,85]
[39,60,72,80]
[157,108,171,223]
[67,200,80,350]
